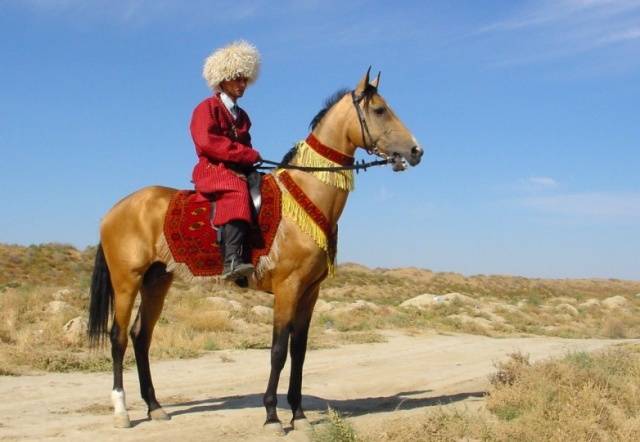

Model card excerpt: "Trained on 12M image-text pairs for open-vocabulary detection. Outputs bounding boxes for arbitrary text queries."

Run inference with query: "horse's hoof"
[149,407,171,421]
[292,417,312,431]
[113,412,132,428]
[263,421,285,436]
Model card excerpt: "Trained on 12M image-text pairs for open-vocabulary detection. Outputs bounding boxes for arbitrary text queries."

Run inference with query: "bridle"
[351,87,405,169]
[257,87,394,173]
[351,88,379,155]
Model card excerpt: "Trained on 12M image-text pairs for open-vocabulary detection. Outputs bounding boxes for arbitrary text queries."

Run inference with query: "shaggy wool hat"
[203,40,261,90]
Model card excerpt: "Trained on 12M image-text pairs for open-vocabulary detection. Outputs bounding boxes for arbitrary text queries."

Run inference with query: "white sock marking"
[111,389,127,414]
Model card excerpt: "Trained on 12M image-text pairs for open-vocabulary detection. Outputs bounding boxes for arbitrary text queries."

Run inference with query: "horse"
[87,69,423,432]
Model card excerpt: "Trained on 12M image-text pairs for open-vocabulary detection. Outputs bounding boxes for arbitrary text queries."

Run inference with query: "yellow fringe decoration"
[276,139,354,276]
[278,172,336,276]
[292,140,355,191]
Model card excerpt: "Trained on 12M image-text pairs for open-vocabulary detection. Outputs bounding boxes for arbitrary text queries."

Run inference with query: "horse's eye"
[373,107,386,116]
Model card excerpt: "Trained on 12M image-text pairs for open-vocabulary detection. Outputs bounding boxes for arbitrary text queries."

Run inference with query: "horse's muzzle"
[409,145,423,166]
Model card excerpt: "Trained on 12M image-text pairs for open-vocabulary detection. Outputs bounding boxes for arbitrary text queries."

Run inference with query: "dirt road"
[0,332,633,441]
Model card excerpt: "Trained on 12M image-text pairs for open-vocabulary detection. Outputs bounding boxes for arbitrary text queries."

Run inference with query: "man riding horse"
[89,61,423,430]
[190,40,262,281]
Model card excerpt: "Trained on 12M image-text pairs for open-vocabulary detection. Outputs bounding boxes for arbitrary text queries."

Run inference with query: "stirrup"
[222,262,255,280]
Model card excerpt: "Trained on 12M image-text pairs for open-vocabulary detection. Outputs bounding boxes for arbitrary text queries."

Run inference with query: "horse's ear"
[355,66,372,95]
[370,71,381,89]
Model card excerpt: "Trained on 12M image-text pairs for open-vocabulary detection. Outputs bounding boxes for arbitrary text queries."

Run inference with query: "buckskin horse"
[88,69,423,432]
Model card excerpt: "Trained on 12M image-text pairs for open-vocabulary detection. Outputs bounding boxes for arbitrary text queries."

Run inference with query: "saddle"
[159,174,281,278]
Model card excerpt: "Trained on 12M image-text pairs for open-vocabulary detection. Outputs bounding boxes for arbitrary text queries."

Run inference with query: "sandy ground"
[0,331,634,441]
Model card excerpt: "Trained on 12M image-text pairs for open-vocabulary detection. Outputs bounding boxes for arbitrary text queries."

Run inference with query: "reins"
[255,157,390,174]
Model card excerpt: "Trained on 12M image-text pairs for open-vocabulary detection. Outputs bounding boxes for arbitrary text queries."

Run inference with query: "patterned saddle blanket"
[160,174,281,278]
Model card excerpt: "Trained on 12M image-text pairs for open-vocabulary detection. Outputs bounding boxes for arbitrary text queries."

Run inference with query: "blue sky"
[1,0,638,279]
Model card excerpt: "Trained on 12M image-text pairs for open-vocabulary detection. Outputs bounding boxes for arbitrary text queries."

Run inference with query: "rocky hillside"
[324,263,640,304]
[1,243,638,300]
[2,243,640,375]
[0,243,96,289]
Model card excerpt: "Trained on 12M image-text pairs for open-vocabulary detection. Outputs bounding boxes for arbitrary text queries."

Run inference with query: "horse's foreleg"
[263,323,290,433]
[262,286,299,434]
[287,283,319,430]
[130,263,172,421]
[110,271,140,428]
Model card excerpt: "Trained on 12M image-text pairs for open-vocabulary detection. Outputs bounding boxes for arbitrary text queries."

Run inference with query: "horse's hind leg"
[130,262,173,421]
[110,269,142,428]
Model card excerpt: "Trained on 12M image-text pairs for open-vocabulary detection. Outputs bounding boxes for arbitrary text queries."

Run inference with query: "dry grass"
[1,243,640,375]
[327,263,640,305]
[364,345,640,441]
[0,243,94,288]
[365,406,489,442]
[485,345,640,440]
[312,407,359,442]
[603,317,628,338]
[0,284,114,373]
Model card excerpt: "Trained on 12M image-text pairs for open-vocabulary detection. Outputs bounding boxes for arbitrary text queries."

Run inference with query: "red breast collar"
[305,133,354,167]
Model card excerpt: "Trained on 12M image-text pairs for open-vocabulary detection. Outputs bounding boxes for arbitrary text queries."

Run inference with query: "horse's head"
[349,68,423,171]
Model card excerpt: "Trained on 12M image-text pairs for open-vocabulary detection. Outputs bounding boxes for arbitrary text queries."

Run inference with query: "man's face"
[220,77,249,101]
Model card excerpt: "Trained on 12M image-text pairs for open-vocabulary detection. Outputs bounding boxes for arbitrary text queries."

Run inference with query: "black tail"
[88,243,113,346]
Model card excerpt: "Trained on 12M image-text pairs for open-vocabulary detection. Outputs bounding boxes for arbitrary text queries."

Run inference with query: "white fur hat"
[202,40,261,90]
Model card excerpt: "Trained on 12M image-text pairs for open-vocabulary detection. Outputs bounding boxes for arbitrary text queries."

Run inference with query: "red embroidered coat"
[190,94,261,226]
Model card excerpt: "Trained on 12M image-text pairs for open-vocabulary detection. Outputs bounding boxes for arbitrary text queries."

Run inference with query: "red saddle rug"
[161,174,281,278]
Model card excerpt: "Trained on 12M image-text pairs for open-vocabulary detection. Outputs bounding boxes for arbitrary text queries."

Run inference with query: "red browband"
[305,133,354,167]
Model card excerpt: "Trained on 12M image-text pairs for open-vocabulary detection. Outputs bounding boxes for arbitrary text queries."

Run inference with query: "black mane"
[309,88,350,130]
[279,144,298,165]
[280,88,351,165]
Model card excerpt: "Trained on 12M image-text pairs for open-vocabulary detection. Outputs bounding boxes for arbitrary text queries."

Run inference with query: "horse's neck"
[314,111,357,159]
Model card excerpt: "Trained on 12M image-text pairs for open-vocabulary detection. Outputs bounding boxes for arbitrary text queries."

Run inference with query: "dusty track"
[0,332,633,441]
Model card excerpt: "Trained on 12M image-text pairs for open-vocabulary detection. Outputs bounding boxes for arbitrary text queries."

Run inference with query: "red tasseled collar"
[305,133,354,167]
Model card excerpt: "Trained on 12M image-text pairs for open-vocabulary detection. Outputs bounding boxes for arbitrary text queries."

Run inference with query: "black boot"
[219,221,254,281]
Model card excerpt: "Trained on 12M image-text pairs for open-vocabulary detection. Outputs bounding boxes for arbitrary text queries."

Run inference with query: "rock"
[494,304,519,314]
[553,296,578,305]
[212,310,232,321]
[63,316,87,345]
[315,300,345,314]
[477,308,506,323]
[447,314,492,329]
[206,297,243,312]
[399,292,473,309]
[442,292,475,304]
[555,303,579,316]
[602,296,628,309]
[350,300,380,311]
[556,313,574,322]
[314,299,334,313]
[580,299,601,308]
[331,300,383,315]
[399,294,438,308]
[53,288,72,300]
[231,318,249,331]
[251,306,273,318]
[47,300,71,314]
[516,300,528,309]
